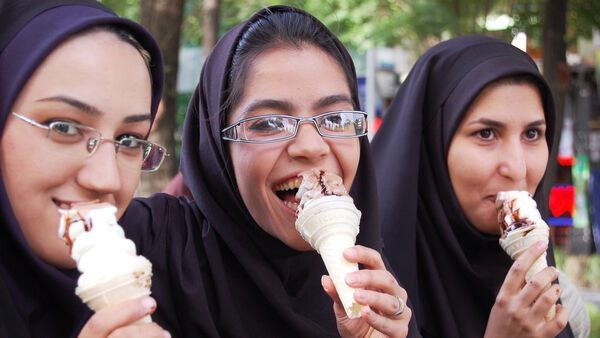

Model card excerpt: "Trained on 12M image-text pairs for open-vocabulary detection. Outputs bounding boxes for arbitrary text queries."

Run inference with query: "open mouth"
[274,177,301,211]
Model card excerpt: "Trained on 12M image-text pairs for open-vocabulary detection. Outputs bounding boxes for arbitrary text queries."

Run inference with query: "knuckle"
[84,315,104,334]
[385,272,397,287]
[528,278,542,290]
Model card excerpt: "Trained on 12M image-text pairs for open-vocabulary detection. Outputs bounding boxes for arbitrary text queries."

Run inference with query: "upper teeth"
[275,178,301,192]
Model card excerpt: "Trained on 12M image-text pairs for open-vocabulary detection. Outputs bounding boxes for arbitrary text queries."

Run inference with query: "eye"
[248,117,286,132]
[117,136,144,149]
[476,128,495,141]
[319,113,347,132]
[50,121,82,136]
[524,128,541,141]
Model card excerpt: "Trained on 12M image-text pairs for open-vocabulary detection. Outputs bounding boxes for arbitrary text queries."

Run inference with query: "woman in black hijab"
[372,35,573,337]
[0,1,165,336]
[122,5,417,337]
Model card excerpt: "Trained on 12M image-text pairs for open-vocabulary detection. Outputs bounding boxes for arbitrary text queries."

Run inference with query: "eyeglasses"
[11,112,167,172]
[221,111,368,143]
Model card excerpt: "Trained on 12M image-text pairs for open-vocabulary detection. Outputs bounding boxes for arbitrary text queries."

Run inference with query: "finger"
[353,289,407,318]
[321,275,349,320]
[346,268,399,293]
[540,303,569,337]
[360,304,411,338]
[343,245,385,270]
[107,322,170,338]
[80,296,156,337]
[502,241,548,294]
[530,283,561,320]
[519,266,558,307]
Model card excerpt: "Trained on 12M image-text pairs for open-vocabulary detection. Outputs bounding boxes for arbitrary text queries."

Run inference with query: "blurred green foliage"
[585,301,600,338]
[99,0,599,54]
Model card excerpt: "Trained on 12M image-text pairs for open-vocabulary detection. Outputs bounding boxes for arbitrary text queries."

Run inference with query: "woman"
[0,1,167,336]
[122,6,416,337]
[372,35,574,337]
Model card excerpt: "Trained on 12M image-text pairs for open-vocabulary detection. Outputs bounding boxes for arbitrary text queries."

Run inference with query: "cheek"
[229,144,268,209]
[527,147,549,188]
[115,170,142,219]
[331,139,360,190]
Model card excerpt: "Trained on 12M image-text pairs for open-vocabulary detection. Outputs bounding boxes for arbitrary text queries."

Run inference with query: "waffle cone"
[296,196,362,318]
[76,259,152,324]
[499,226,555,321]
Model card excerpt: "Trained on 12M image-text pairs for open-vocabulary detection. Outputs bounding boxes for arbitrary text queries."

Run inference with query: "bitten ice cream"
[496,191,555,321]
[59,202,153,323]
[295,169,363,318]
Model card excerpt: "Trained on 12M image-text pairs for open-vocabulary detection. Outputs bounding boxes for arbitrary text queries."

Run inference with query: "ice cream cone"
[497,191,555,321]
[76,259,153,324]
[296,196,363,318]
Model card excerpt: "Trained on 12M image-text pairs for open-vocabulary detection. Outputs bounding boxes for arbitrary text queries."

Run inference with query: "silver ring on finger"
[389,295,405,317]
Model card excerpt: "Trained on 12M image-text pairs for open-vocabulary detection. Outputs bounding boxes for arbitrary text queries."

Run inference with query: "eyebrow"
[242,94,355,117]
[313,94,354,109]
[467,118,546,128]
[38,96,102,116]
[37,95,151,123]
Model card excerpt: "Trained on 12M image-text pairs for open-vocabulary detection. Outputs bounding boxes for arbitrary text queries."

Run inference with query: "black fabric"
[372,35,573,337]
[0,1,163,336]
[122,5,419,337]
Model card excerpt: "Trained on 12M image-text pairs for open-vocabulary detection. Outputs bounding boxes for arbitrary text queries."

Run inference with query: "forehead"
[12,30,151,122]
[464,82,544,120]
[229,45,352,119]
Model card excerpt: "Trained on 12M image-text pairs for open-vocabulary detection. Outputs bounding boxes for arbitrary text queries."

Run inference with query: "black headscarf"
[0,1,163,336]
[372,35,572,337]
[122,5,415,337]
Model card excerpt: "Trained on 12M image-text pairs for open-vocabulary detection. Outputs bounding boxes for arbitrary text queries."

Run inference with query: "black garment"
[372,35,573,337]
[0,1,163,336]
[122,5,419,337]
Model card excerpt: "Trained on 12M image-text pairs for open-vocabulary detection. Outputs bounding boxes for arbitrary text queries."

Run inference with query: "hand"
[322,245,412,338]
[485,242,569,338]
[78,296,170,338]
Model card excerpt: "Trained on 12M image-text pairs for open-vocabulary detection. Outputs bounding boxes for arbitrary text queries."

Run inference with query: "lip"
[52,198,97,210]
[272,171,305,188]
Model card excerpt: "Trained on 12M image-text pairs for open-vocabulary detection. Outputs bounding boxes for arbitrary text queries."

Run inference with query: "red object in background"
[557,155,575,166]
[549,185,575,217]
[371,117,382,134]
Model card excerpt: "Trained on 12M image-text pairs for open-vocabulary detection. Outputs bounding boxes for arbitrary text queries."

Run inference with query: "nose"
[76,141,122,193]
[287,121,330,162]
[498,138,527,185]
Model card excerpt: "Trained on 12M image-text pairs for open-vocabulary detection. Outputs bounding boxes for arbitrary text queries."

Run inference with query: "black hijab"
[122,5,411,337]
[372,35,572,337]
[0,1,163,336]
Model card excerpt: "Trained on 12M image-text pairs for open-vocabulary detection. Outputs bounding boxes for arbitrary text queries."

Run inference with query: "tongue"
[279,191,298,203]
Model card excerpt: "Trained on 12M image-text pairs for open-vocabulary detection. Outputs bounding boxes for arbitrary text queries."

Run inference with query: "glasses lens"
[317,112,366,137]
[140,144,166,171]
[48,122,100,157]
[238,116,296,142]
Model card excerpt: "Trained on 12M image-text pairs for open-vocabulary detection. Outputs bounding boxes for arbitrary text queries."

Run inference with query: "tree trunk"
[202,0,221,59]
[137,0,184,197]
[541,0,568,209]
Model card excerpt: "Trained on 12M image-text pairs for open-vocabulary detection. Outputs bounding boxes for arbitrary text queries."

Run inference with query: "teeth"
[283,201,299,211]
[275,177,301,192]
[59,202,71,209]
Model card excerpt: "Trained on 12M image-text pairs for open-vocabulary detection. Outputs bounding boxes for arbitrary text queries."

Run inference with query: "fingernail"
[345,273,359,286]
[536,241,547,250]
[344,247,358,260]
[141,296,156,315]
[163,331,171,338]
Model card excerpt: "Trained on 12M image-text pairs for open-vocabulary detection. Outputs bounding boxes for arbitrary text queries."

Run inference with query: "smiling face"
[0,30,152,268]
[227,45,360,250]
[447,82,548,235]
